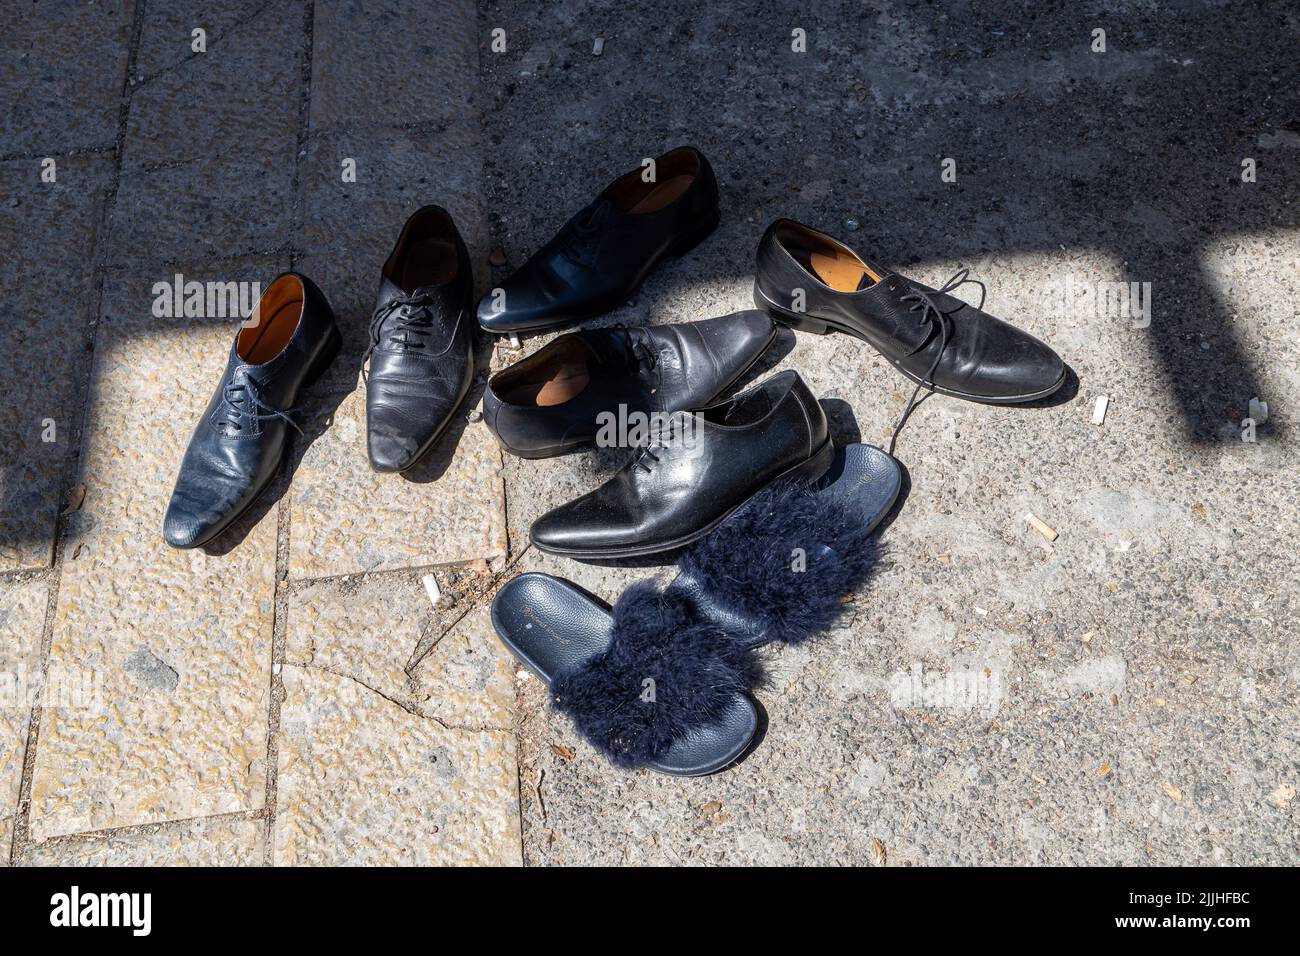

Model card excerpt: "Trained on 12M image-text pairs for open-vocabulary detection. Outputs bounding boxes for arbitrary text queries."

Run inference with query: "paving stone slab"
[0,154,115,570]
[273,663,520,866]
[409,604,516,731]
[28,261,283,839]
[132,0,287,81]
[287,387,506,578]
[309,0,478,134]
[285,576,513,730]
[29,816,264,866]
[0,1,137,155]
[107,0,305,266]
[0,577,48,865]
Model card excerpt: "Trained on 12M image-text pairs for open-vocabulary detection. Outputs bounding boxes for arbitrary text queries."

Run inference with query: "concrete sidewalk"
[2,1,1297,866]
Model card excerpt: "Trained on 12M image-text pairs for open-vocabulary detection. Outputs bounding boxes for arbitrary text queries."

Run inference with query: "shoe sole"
[479,207,722,335]
[754,285,1067,405]
[530,435,836,560]
[494,315,778,460]
[179,325,342,550]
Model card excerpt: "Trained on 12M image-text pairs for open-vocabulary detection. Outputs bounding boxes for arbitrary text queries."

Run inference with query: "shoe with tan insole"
[754,218,1066,409]
[477,146,721,334]
[482,311,774,459]
[163,273,340,548]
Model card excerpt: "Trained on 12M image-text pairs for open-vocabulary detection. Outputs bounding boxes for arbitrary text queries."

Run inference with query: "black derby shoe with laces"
[365,206,476,472]
[754,219,1065,409]
[482,311,774,459]
[529,370,832,560]
[477,146,720,334]
[163,273,340,549]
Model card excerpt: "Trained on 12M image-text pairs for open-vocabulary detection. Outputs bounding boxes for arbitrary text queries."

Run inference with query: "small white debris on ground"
[1025,512,1058,542]
[1092,394,1109,425]
[1248,397,1269,423]
[421,573,442,607]
[593,37,604,56]
[974,606,988,616]
[508,332,521,349]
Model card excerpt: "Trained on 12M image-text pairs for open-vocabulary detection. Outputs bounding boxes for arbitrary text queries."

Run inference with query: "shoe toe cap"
[962,322,1066,401]
[530,499,632,554]
[696,309,775,376]
[162,480,240,549]
[994,335,1065,400]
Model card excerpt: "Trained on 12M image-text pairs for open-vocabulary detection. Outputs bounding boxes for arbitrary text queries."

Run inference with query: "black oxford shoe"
[529,370,832,560]
[163,273,340,549]
[754,219,1066,405]
[477,146,720,334]
[365,206,476,473]
[482,311,775,459]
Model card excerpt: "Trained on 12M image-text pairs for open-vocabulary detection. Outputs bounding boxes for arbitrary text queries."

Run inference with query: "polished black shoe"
[365,206,476,472]
[754,219,1065,407]
[477,146,720,333]
[163,273,340,549]
[529,370,832,559]
[482,311,775,459]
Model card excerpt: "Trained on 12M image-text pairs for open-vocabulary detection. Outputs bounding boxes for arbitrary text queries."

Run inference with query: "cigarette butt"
[1092,395,1109,425]
[1025,512,1058,542]
[593,37,604,55]
[421,573,442,607]
[1248,397,1268,424]
[507,332,521,350]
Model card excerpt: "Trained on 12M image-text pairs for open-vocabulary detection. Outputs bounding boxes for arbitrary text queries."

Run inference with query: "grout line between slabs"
[261,0,319,869]
[470,0,528,869]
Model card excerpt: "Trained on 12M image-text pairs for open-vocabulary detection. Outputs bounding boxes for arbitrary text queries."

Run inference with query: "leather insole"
[809,248,883,292]
[399,237,457,290]
[237,274,303,364]
[495,339,595,407]
[501,361,591,407]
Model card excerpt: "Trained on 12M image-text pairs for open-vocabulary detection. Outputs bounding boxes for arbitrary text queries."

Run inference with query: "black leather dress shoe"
[482,311,774,459]
[530,370,832,559]
[365,206,476,472]
[754,219,1065,406]
[477,146,720,333]
[163,273,340,549]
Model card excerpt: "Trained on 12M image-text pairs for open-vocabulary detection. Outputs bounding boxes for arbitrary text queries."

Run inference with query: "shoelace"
[220,374,302,436]
[362,291,436,380]
[886,268,987,456]
[558,200,613,264]
[634,412,680,473]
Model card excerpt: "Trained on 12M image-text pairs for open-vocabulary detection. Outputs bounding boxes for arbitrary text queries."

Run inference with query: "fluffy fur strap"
[673,482,880,645]
[550,581,757,768]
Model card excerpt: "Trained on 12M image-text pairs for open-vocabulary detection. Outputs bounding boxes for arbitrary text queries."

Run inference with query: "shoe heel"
[669,208,721,256]
[752,284,830,335]
[304,324,342,389]
[784,437,835,486]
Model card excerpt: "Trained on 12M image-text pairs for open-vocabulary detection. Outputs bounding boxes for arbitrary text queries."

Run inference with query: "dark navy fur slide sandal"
[668,442,899,648]
[491,573,759,776]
